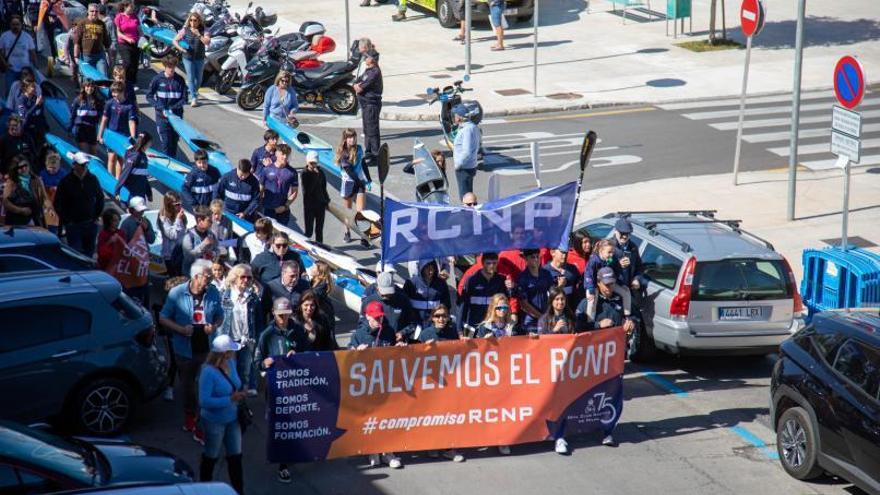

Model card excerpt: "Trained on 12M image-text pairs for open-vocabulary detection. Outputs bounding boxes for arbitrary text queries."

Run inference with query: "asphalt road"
[128,352,864,495]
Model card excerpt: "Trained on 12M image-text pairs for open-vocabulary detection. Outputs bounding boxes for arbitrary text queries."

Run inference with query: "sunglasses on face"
[238,275,252,280]
[17,164,29,170]
[496,306,509,311]
[274,243,288,248]
[432,313,449,319]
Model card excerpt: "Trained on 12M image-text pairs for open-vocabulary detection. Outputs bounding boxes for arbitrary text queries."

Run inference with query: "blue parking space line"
[729,426,779,460]
[641,370,689,398]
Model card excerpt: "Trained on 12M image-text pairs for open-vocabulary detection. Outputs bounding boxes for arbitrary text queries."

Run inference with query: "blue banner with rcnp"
[381,182,578,263]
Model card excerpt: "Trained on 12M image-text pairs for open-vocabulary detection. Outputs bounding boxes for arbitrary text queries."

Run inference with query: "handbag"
[218,367,254,433]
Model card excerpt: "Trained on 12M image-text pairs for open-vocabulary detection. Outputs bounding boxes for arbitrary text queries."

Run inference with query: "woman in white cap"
[198,334,245,494]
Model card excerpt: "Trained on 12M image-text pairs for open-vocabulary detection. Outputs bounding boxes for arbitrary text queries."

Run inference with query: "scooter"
[213,3,269,94]
[426,75,484,164]
[236,36,359,114]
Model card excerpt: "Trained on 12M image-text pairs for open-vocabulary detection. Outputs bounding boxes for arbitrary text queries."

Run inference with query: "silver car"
[576,210,806,360]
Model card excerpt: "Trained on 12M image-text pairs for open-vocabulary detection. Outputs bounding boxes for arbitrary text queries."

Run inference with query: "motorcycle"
[236,35,358,114]
[426,75,483,151]
[213,2,270,94]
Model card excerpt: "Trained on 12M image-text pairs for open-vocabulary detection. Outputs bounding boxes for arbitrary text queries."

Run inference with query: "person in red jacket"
[294,23,335,70]
[567,231,593,274]
[96,208,124,270]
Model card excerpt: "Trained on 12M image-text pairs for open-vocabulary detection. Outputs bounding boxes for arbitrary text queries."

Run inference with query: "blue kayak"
[267,115,372,190]
[39,79,72,129]
[77,60,113,98]
[103,128,368,308]
[164,111,234,174]
[143,24,188,50]
[45,133,131,203]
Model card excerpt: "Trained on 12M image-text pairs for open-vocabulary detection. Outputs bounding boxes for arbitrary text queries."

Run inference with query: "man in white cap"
[299,149,330,243]
[119,195,156,305]
[53,152,103,257]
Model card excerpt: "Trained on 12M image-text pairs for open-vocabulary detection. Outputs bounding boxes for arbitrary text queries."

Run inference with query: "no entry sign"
[833,56,865,109]
[740,0,765,37]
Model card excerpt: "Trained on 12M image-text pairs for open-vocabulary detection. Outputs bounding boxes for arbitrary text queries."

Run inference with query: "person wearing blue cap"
[452,103,480,201]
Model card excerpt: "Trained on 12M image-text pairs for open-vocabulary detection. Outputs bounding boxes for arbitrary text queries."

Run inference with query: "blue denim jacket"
[453,121,480,170]
[160,282,223,359]
[218,286,265,343]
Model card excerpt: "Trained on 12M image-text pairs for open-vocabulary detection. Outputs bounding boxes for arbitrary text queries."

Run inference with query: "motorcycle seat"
[299,61,351,78]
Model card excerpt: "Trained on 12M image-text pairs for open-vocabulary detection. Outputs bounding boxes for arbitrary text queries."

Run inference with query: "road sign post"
[786,0,806,220]
[533,0,539,96]
[829,55,865,251]
[732,0,765,185]
[465,0,472,75]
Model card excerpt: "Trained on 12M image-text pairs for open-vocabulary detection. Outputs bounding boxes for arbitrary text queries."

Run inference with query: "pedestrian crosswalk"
[658,90,880,170]
[480,131,643,174]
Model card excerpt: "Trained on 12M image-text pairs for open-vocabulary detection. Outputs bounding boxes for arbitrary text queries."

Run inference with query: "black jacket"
[358,289,418,341]
[355,65,383,103]
[251,250,304,285]
[300,167,330,207]
[53,171,103,224]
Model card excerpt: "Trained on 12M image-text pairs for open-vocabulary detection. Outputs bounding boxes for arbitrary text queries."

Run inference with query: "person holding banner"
[255,297,297,484]
[349,301,405,469]
[475,293,519,338]
[516,249,555,334]
[118,196,156,306]
[197,334,245,494]
[290,291,338,352]
[403,259,451,327]
[458,252,509,335]
[359,271,417,344]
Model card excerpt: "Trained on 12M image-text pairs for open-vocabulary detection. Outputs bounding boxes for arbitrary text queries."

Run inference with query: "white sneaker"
[368,454,381,467]
[497,445,511,455]
[555,438,569,455]
[382,453,402,469]
[602,434,615,446]
[442,449,465,462]
[162,386,174,401]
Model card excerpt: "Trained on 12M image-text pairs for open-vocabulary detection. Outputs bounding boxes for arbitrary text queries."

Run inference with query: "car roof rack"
[639,219,775,251]
[603,210,718,219]
[626,218,693,253]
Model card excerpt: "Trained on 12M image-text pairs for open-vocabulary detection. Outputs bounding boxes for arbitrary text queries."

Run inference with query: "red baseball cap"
[365,301,385,320]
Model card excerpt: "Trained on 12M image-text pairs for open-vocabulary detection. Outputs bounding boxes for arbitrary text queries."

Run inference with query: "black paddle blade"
[579,131,598,172]
[378,143,390,184]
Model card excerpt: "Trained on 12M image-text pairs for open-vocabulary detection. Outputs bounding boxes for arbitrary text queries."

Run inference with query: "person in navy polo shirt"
[250,129,278,179]
[146,55,187,158]
[260,143,298,225]
[516,248,555,334]
[98,81,138,178]
[182,149,220,208]
[215,159,260,220]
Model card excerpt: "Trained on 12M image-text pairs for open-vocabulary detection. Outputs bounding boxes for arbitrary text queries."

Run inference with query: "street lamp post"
[533,0,539,96]
[465,0,472,75]
[787,0,806,220]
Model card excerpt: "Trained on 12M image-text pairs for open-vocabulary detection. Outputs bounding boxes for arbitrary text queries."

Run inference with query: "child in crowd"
[334,128,368,246]
[182,149,220,208]
[70,79,103,154]
[300,150,329,244]
[116,132,153,202]
[111,63,137,104]
[14,80,47,154]
[583,239,631,321]
[98,81,139,178]
[40,151,66,234]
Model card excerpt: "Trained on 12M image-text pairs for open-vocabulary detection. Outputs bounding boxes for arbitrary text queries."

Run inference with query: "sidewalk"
[576,166,880,281]
[233,0,880,120]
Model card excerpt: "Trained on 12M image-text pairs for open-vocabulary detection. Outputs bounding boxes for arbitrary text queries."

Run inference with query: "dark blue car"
[770,310,880,495]
[0,422,194,494]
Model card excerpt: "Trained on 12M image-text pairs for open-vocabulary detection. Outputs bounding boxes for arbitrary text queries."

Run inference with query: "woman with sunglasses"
[262,70,299,128]
[475,293,520,339]
[3,155,53,227]
[174,12,210,106]
[157,190,188,276]
[218,264,264,398]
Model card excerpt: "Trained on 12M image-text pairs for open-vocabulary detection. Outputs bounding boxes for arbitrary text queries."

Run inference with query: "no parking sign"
[833,56,865,110]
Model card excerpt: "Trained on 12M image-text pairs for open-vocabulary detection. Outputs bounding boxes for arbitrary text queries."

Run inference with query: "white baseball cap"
[211,334,242,353]
[306,150,319,163]
[128,196,148,212]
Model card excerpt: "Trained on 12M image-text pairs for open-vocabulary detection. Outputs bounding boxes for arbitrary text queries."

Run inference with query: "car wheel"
[75,378,136,435]
[626,322,656,363]
[437,0,458,28]
[777,407,823,480]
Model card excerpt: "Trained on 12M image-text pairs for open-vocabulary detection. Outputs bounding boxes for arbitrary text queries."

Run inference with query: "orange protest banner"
[267,328,626,463]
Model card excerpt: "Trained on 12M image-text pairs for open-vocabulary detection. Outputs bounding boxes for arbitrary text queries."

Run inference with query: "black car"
[0,226,96,273]
[0,422,194,494]
[770,310,880,495]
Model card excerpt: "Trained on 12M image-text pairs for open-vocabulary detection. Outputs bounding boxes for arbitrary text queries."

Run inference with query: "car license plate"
[719,307,763,320]
[504,8,519,15]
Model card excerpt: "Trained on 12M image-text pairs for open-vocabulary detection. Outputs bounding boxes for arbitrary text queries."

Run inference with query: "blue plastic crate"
[801,247,880,318]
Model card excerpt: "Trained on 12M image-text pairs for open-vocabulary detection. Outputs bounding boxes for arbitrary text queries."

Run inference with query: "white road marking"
[744,123,880,143]
[769,137,880,157]
[801,154,880,171]
[682,98,878,121]
[657,91,831,111]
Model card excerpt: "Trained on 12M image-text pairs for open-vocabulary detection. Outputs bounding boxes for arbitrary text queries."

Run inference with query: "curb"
[378,84,849,121]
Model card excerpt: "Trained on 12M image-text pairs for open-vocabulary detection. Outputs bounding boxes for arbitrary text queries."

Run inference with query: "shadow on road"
[739,16,880,49]
[619,407,769,444]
